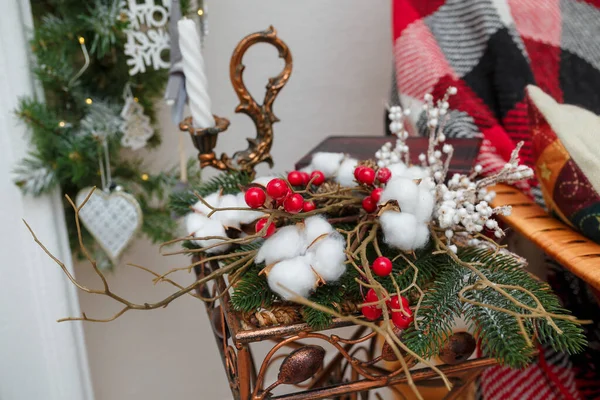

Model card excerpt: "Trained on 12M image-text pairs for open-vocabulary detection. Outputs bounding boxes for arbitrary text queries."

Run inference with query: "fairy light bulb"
[85,98,93,105]
[78,36,85,45]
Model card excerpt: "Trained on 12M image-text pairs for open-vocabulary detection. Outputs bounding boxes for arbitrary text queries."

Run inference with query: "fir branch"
[403,258,467,359]
[13,154,57,195]
[459,248,587,365]
[169,171,253,216]
[302,284,345,330]
[230,265,275,313]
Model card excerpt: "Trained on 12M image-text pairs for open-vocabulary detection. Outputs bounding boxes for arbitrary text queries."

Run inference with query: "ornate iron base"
[194,256,497,400]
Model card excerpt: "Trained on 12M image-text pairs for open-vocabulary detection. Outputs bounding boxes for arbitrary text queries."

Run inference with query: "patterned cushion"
[527,85,600,243]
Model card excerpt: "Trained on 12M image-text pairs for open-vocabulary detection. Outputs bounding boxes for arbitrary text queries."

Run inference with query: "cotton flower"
[256,225,305,265]
[258,216,346,299]
[234,193,264,224]
[191,192,221,216]
[185,213,231,254]
[303,215,334,245]
[310,233,346,282]
[380,211,429,251]
[414,183,435,222]
[380,178,419,214]
[267,255,317,299]
[211,194,242,228]
[310,152,345,177]
[335,158,358,187]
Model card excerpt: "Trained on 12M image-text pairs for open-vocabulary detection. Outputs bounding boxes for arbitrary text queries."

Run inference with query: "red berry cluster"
[354,166,392,214]
[361,288,414,329]
[244,171,325,238]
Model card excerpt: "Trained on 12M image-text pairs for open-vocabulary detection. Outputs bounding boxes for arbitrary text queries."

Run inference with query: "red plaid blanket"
[391,1,600,399]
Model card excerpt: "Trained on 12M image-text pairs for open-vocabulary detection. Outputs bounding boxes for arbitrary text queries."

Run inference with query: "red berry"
[302,201,316,212]
[255,218,276,238]
[354,166,366,180]
[361,305,383,321]
[377,167,392,184]
[362,196,377,213]
[357,167,376,185]
[287,171,304,186]
[300,171,310,186]
[371,256,392,277]
[283,193,304,213]
[371,188,383,203]
[266,178,290,200]
[387,295,410,311]
[244,187,266,209]
[365,288,382,307]
[310,170,325,186]
[391,308,414,329]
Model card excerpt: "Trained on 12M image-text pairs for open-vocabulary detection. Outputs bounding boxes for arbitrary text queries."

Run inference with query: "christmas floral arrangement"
[167,88,586,370]
[28,88,587,398]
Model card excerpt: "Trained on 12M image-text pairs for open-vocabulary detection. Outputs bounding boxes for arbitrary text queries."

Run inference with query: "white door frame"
[0,1,94,399]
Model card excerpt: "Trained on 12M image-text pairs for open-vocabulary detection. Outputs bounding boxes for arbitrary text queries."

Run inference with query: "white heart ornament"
[76,188,143,264]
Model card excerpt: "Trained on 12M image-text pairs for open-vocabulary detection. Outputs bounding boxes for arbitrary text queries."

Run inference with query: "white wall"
[75,1,392,399]
[1,1,93,399]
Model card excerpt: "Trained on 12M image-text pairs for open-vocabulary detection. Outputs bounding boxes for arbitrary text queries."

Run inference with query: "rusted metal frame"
[267,358,496,400]
[309,326,370,389]
[252,331,401,398]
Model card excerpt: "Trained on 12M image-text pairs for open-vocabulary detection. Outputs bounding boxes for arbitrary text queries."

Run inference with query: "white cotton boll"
[310,152,345,177]
[387,162,407,181]
[186,213,230,254]
[303,216,334,246]
[413,223,430,249]
[310,233,346,282]
[256,225,305,265]
[211,194,242,228]
[406,166,428,179]
[235,193,264,225]
[380,178,419,214]
[335,158,358,187]
[192,191,221,215]
[414,184,435,222]
[380,211,420,251]
[267,256,317,299]
[253,175,278,187]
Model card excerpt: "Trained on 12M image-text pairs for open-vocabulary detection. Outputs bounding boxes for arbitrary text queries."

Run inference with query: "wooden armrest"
[489,184,600,290]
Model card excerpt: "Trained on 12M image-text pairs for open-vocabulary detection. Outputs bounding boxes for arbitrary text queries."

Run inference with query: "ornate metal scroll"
[180,26,292,176]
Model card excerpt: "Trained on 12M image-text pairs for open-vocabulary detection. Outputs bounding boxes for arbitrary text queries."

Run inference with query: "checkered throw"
[391,1,600,398]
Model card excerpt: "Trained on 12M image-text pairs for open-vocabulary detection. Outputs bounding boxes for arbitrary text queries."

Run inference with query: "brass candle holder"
[180,26,293,176]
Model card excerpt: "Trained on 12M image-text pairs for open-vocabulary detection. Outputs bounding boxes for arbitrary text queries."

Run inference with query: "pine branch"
[169,171,253,217]
[303,284,345,330]
[459,248,587,366]
[403,258,466,359]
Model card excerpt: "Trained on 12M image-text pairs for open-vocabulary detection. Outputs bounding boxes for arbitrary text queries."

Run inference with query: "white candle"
[178,19,215,128]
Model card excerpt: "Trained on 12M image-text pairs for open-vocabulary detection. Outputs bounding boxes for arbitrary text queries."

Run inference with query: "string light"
[141,173,149,181]
[85,98,93,105]
[197,8,204,16]
[78,36,85,45]
[58,121,66,128]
